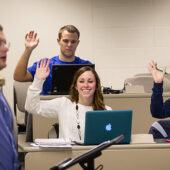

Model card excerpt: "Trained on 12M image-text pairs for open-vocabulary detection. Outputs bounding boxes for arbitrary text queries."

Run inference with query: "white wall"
[1,0,170,111]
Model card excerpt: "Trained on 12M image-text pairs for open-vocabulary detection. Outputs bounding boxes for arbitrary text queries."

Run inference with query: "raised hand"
[35,58,50,80]
[25,31,39,51]
[147,60,166,83]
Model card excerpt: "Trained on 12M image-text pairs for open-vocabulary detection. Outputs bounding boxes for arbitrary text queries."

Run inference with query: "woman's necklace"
[76,103,81,140]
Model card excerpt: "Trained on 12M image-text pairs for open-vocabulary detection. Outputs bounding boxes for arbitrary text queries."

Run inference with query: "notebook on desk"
[81,110,132,145]
[50,64,95,95]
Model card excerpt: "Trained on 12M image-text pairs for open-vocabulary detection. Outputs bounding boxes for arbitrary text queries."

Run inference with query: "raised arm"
[13,31,39,82]
[25,58,55,116]
[147,60,166,83]
[25,58,65,118]
[147,60,170,118]
[35,58,50,80]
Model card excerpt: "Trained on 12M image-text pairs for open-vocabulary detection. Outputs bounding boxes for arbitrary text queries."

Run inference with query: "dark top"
[150,82,170,118]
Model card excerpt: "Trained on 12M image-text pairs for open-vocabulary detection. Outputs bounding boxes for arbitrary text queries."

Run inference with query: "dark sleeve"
[150,82,170,118]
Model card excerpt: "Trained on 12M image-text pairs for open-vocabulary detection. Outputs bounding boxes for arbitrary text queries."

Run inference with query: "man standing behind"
[0,25,18,170]
[13,25,92,95]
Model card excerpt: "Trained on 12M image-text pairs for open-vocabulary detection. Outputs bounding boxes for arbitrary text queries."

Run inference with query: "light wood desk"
[33,93,170,141]
[18,134,170,170]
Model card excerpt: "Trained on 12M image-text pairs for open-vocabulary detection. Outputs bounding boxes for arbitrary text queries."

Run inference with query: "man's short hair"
[58,25,80,39]
[0,25,3,31]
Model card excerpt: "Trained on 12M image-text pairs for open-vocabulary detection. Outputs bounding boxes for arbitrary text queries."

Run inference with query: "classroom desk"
[33,93,170,141]
[18,134,170,170]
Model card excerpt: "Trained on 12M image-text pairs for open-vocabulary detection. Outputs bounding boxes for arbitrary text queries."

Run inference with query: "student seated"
[13,25,92,95]
[148,60,170,139]
[25,59,111,142]
[14,25,92,141]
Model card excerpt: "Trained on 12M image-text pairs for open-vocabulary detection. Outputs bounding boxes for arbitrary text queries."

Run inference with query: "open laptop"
[50,64,95,95]
[82,110,132,145]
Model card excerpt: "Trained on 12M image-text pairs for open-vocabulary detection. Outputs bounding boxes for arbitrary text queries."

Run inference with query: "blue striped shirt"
[0,91,18,170]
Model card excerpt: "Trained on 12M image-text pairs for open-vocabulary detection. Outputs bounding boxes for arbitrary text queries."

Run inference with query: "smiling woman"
[75,70,96,105]
[69,66,106,111]
[25,60,112,142]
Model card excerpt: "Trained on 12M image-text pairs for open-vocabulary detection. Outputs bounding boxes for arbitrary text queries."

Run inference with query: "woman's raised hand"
[35,58,50,80]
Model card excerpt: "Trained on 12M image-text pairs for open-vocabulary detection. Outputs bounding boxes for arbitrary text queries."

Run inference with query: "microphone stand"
[50,135,124,170]
[79,151,103,170]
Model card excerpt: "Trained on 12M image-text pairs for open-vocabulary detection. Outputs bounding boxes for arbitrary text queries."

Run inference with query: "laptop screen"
[51,64,95,95]
[84,110,132,145]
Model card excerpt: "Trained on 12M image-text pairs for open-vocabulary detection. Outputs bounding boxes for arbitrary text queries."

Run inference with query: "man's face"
[0,31,8,70]
[57,30,79,58]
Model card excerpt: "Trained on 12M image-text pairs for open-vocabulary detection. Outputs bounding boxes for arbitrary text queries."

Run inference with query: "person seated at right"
[13,25,92,95]
[148,60,170,139]
[147,60,169,118]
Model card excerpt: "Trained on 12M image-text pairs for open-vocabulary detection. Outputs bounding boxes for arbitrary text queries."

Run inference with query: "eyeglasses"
[0,40,10,48]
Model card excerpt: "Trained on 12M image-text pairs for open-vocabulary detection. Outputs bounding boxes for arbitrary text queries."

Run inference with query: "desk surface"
[18,134,170,170]
[33,93,170,140]
[40,92,170,100]
[18,134,170,152]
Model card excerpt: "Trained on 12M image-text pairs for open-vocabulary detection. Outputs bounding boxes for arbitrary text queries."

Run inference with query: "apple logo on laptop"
[105,123,112,131]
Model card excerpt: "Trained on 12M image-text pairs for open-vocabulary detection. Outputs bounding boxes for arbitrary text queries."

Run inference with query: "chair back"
[13,81,32,113]
[13,81,32,135]
[124,76,170,93]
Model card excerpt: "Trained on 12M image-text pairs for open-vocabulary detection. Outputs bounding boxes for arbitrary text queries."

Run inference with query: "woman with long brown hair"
[25,58,112,142]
